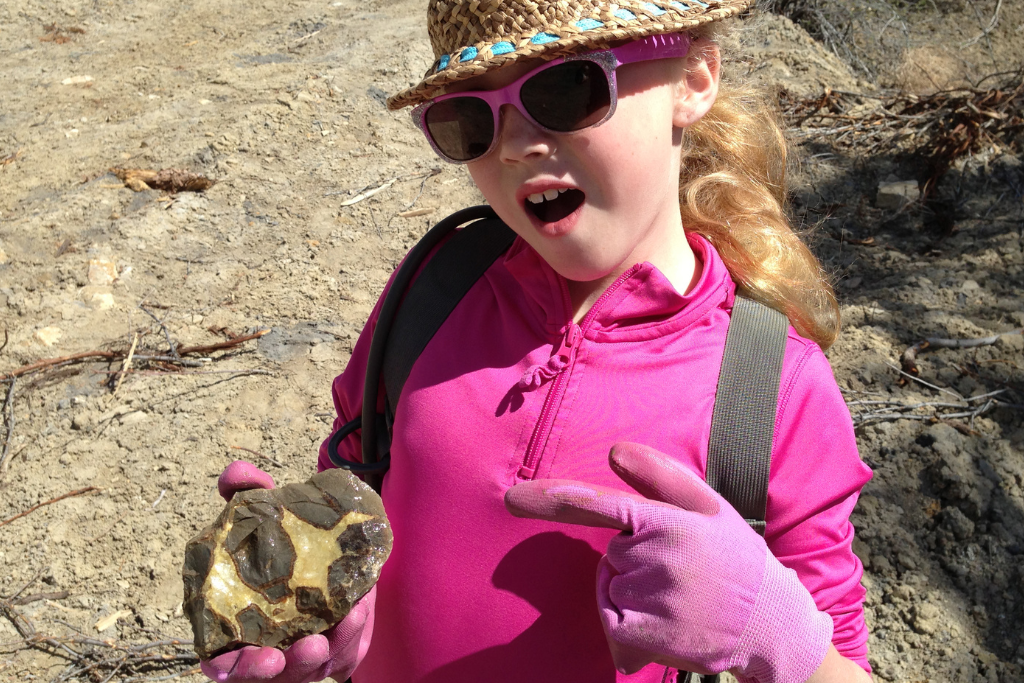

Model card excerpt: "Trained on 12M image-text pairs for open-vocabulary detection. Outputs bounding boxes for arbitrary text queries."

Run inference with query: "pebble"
[876,179,920,210]
[35,326,62,346]
[913,602,942,634]
[87,258,117,285]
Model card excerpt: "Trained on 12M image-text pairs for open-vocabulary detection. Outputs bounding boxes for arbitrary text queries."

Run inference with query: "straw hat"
[387,0,752,110]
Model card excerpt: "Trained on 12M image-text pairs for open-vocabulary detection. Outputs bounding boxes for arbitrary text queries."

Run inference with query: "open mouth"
[525,188,586,224]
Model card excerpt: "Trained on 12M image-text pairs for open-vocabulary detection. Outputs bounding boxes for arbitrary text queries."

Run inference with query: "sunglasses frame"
[411,33,693,164]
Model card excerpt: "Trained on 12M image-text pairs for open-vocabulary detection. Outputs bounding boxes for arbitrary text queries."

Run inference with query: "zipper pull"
[516,323,582,391]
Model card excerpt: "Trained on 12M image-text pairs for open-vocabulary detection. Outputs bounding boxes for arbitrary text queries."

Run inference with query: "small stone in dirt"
[35,326,62,346]
[876,179,919,210]
[87,258,117,285]
[182,469,392,659]
[939,506,975,540]
[912,602,942,634]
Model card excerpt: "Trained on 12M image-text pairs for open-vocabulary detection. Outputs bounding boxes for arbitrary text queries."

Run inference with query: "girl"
[204,1,873,681]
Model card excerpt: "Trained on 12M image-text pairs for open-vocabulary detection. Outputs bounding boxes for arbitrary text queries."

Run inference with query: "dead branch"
[961,0,1002,49]
[0,329,269,381]
[139,303,180,359]
[847,385,1013,427]
[0,377,15,475]
[176,329,269,356]
[901,330,1021,375]
[0,486,99,529]
[1,350,120,380]
[10,591,70,606]
[6,632,200,682]
[781,71,1024,193]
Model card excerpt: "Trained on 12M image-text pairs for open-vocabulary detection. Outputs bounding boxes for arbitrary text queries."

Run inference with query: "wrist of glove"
[506,443,832,683]
[201,461,375,683]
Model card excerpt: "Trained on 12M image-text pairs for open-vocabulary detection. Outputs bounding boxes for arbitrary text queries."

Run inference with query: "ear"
[672,38,720,129]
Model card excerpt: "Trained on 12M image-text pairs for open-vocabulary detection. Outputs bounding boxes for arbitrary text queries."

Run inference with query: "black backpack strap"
[342,205,515,492]
[381,219,517,411]
[705,294,789,535]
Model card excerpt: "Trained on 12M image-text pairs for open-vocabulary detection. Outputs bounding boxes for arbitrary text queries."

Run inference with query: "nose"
[495,104,555,164]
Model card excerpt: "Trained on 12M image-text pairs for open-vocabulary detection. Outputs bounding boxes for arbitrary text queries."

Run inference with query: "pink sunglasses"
[411,33,692,163]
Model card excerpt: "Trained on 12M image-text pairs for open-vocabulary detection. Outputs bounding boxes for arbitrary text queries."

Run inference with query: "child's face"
[462,42,719,286]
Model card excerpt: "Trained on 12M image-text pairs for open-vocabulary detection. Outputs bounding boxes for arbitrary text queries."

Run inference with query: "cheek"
[467,162,506,208]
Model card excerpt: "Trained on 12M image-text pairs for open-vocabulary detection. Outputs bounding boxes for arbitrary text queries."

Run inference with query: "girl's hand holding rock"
[505,443,834,683]
[199,586,376,683]
[198,461,380,683]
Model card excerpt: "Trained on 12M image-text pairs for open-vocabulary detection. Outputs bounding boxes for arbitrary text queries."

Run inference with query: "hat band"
[433,0,710,74]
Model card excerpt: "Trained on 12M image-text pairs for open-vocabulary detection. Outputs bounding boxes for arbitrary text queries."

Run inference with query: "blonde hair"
[679,30,840,349]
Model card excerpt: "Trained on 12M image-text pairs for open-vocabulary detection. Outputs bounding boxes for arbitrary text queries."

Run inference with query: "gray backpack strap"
[705,295,789,535]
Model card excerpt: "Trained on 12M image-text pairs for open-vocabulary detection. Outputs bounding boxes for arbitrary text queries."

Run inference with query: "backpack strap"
[677,297,788,683]
[705,294,789,535]
[356,206,515,491]
[380,219,517,413]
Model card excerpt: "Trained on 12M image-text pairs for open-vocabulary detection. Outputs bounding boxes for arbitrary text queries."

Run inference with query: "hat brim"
[386,0,752,111]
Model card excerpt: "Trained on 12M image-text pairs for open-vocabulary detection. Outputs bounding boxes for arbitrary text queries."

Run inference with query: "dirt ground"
[0,0,1022,681]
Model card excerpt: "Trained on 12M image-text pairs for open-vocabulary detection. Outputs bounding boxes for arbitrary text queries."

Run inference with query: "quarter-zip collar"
[501,231,736,341]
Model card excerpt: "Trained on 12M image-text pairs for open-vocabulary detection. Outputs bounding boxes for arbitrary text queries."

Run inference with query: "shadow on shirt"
[420,531,619,682]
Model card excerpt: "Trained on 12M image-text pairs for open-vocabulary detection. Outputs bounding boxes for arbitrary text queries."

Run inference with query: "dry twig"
[0,378,15,475]
[113,334,139,395]
[0,329,269,381]
[0,486,99,529]
[230,445,284,468]
[2,632,200,682]
[900,329,1021,376]
[1,149,23,168]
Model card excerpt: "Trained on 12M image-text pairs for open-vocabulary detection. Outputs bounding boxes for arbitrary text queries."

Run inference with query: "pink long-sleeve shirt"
[318,231,872,682]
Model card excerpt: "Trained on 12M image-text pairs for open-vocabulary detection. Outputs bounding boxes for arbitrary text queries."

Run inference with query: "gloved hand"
[218,460,277,501]
[504,443,832,683]
[202,460,376,683]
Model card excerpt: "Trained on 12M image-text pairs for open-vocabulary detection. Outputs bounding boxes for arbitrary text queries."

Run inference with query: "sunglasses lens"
[521,61,610,132]
[424,97,495,161]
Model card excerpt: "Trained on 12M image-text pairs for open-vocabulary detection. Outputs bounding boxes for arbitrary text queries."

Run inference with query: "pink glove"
[202,461,376,683]
[505,443,832,683]
[218,460,277,500]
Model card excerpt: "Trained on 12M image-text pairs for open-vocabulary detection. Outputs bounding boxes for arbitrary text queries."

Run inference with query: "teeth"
[526,188,574,205]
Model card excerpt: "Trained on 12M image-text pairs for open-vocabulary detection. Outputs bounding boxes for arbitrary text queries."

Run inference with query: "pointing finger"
[505,479,667,531]
[609,443,720,516]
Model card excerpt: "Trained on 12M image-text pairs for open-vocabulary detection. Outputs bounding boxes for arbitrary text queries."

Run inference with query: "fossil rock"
[183,469,391,658]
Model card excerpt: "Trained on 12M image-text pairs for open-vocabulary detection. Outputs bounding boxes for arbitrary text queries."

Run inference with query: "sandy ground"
[0,0,1022,681]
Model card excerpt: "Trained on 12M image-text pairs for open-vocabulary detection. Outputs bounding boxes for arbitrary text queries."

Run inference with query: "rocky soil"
[0,0,1021,681]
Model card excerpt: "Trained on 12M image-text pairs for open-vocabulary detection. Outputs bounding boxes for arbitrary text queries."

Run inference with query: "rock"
[35,326,62,346]
[939,506,975,540]
[876,180,920,210]
[87,258,117,285]
[912,602,941,634]
[182,469,391,659]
